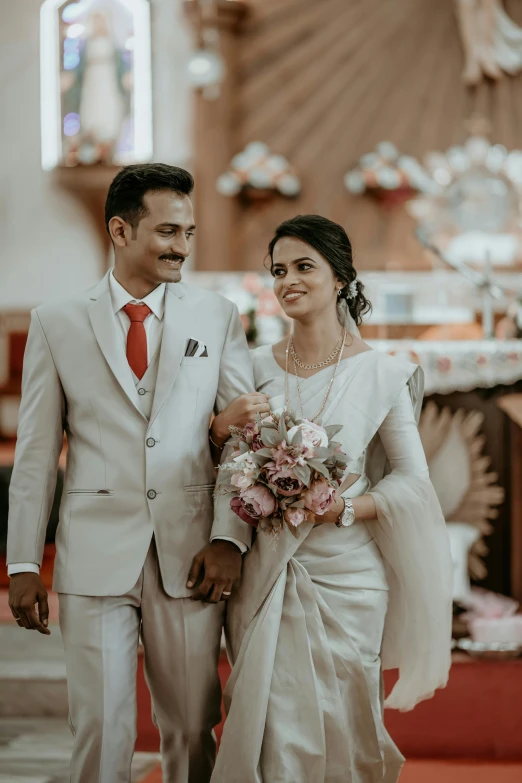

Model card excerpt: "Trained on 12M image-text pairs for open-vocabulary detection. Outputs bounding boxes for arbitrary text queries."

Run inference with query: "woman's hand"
[313,494,345,525]
[211,393,271,449]
[313,493,377,525]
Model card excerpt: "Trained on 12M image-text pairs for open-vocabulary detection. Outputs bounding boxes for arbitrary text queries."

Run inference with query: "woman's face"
[271,237,340,322]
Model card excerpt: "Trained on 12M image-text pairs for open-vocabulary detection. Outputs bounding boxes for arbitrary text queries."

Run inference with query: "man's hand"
[9,573,50,635]
[211,393,271,448]
[187,540,242,603]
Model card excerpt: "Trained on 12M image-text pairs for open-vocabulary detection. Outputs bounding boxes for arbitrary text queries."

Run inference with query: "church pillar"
[184,1,248,271]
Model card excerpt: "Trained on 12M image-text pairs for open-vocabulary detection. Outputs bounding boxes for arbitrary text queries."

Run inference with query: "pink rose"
[243,421,264,452]
[265,462,304,497]
[231,472,255,490]
[251,434,264,452]
[230,484,277,524]
[302,480,336,515]
[284,507,307,528]
[271,443,305,469]
[230,496,258,527]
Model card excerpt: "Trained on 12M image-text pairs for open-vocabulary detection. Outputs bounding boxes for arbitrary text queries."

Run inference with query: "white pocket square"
[185,338,208,357]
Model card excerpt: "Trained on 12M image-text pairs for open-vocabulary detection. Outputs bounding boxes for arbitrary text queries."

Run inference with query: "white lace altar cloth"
[368,340,522,395]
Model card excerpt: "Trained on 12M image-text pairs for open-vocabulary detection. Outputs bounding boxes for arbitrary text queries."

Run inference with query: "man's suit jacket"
[7,272,254,597]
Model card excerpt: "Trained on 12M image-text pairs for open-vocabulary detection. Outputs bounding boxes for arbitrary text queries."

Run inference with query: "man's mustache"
[159,254,185,262]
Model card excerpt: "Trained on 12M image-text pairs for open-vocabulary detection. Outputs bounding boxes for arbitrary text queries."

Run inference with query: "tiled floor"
[0,717,159,782]
[0,622,159,782]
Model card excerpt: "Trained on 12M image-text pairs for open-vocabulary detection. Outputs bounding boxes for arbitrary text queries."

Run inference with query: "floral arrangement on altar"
[216,141,301,202]
[216,412,348,538]
[344,141,434,205]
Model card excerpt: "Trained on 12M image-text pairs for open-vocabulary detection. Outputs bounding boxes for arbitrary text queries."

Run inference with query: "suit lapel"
[149,284,191,427]
[87,274,146,419]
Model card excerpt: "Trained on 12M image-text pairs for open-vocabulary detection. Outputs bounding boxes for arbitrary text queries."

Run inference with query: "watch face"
[342,505,355,526]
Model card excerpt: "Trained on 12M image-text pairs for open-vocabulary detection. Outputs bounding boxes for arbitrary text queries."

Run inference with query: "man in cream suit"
[7,164,269,782]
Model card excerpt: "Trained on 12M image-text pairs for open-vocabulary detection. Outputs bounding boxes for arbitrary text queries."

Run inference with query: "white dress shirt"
[8,272,244,576]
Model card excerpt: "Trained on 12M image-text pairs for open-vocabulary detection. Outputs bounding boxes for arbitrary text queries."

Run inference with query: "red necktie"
[123,303,152,380]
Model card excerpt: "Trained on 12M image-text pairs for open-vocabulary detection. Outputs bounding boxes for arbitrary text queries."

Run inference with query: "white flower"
[233,453,257,473]
[288,420,328,451]
[348,280,358,300]
[230,453,258,490]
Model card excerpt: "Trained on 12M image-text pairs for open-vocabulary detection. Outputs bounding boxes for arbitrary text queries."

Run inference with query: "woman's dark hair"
[267,214,371,326]
[105,163,194,235]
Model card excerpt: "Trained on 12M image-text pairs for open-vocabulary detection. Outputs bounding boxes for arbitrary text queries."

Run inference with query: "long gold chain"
[289,329,344,370]
[284,328,347,422]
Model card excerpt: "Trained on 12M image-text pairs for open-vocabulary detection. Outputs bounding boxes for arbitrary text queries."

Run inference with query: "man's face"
[115,190,196,286]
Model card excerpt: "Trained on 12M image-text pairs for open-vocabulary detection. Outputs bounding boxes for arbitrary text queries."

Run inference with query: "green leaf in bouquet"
[288,499,305,509]
[325,425,343,439]
[238,441,250,455]
[290,427,303,446]
[308,459,331,479]
[261,428,281,447]
[254,447,273,459]
[293,462,311,486]
[311,446,333,460]
[259,414,277,430]
[285,409,298,425]
[278,413,288,441]
[252,452,271,467]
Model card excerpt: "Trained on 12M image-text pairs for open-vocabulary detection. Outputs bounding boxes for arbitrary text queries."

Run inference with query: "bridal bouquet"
[217,412,348,537]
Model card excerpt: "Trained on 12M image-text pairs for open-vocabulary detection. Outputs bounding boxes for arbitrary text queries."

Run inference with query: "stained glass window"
[41,0,152,169]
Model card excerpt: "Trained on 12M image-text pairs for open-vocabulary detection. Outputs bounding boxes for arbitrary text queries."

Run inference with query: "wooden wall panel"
[193,0,522,272]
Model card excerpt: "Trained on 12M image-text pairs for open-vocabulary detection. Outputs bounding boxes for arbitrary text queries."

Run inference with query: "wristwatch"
[335,498,356,528]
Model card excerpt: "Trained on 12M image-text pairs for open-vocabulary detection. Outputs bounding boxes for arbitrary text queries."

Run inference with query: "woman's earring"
[337,287,343,298]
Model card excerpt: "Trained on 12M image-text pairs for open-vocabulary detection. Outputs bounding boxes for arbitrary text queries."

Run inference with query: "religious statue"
[455,0,522,85]
[61,7,132,165]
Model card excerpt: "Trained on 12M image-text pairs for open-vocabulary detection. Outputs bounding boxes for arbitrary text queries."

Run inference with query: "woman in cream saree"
[210,216,453,783]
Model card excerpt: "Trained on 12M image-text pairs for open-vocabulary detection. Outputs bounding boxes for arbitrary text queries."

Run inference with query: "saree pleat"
[215,548,403,783]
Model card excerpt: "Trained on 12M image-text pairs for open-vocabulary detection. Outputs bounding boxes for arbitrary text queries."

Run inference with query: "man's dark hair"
[105,163,194,235]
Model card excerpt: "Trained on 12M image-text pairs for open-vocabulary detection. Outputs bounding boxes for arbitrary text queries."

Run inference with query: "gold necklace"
[284,329,347,422]
[289,329,344,370]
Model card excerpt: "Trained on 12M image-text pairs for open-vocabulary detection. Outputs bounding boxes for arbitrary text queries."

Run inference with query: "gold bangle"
[209,431,222,449]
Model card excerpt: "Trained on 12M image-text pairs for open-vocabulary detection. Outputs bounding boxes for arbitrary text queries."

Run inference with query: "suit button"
[147,489,157,500]
[146,438,155,448]
[138,388,146,396]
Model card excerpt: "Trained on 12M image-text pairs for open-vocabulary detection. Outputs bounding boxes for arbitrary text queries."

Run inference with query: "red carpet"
[136,652,522,780]
[139,760,522,782]
[399,760,522,782]
[136,653,522,761]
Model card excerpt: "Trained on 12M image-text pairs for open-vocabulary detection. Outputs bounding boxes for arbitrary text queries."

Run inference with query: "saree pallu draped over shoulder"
[212,351,452,783]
